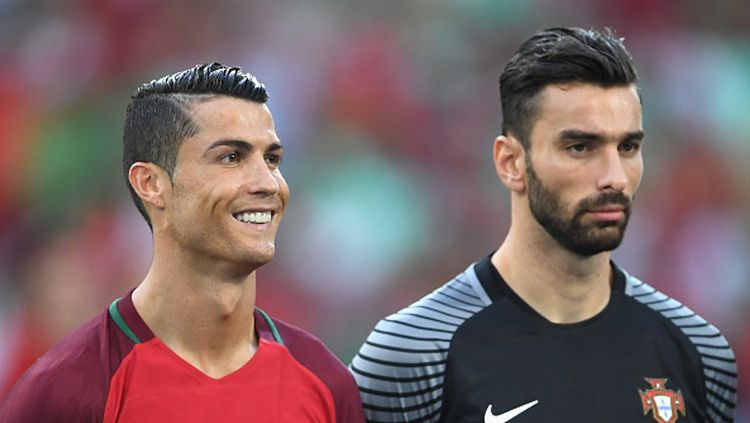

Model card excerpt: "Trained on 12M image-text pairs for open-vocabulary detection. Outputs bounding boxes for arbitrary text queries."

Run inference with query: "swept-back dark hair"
[499,27,639,149]
[122,62,269,227]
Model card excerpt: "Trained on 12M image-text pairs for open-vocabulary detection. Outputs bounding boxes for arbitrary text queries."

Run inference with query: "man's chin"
[235,243,276,268]
[564,233,625,256]
[249,248,276,265]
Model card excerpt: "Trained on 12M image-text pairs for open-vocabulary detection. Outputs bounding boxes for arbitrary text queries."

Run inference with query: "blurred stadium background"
[0,0,747,417]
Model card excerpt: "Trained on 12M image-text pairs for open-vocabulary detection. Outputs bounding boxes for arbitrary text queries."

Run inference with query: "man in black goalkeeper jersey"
[351,27,737,423]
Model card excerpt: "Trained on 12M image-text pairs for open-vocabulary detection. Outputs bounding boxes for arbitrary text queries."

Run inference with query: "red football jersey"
[0,294,364,422]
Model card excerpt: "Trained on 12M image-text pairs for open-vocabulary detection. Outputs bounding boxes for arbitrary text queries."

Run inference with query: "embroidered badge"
[639,378,686,423]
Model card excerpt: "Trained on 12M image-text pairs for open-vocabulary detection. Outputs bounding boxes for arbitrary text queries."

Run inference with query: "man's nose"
[246,156,279,195]
[597,148,628,192]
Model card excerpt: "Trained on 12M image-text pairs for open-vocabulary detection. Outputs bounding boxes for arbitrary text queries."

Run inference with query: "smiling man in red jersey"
[1,63,365,423]
[352,28,737,422]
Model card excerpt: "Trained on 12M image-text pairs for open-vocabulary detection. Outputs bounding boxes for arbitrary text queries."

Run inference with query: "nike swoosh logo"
[484,399,539,423]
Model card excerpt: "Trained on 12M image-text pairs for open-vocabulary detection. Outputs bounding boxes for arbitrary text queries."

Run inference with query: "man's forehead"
[535,84,641,123]
[184,98,274,141]
[538,82,639,103]
[176,96,278,153]
[188,95,271,121]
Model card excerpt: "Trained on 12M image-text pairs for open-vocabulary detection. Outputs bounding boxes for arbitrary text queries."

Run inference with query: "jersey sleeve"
[350,266,488,423]
[625,274,738,422]
[350,313,449,423]
[259,313,366,423]
[0,313,114,423]
[1,364,99,422]
[350,264,488,422]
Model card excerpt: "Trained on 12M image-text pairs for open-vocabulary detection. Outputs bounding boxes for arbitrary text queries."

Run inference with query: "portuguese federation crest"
[639,378,686,423]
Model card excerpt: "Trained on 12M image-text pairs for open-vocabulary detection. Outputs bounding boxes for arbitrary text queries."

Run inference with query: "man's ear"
[493,135,526,193]
[128,162,170,210]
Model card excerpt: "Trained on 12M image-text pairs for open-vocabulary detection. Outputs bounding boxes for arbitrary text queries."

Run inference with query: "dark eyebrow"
[207,139,284,152]
[207,139,252,151]
[559,129,645,143]
[623,130,645,143]
[266,142,283,153]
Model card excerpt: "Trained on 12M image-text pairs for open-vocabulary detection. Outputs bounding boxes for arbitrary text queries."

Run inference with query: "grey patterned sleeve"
[627,276,738,422]
[350,266,488,423]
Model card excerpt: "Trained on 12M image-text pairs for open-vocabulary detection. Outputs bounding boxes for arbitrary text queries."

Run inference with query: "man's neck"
[132,249,260,379]
[491,226,613,324]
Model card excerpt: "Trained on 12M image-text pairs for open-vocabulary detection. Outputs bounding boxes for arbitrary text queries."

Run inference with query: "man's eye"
[220,152,239,163]
[265,154,282,166]
[567,143,589,153]
[619,141,640,153]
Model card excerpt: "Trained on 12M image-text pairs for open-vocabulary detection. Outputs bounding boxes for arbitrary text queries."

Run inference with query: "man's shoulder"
[350,263,489,422]
[0,309,116,422]
[620,269,731,339]
[618,268,738,420]
[257,312,365,423]
[14,309,111,387]
[358,263,489,361]
[264,316,350,384]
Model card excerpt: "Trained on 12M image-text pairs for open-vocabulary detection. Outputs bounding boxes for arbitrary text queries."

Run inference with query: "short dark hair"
[499,27,639,149]
[122,62,269,227]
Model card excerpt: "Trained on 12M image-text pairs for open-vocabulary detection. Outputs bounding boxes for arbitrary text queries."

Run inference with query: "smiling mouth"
[233,211,273,224]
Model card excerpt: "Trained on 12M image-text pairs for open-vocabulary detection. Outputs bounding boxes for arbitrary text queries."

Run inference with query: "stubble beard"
[525,159,632,257]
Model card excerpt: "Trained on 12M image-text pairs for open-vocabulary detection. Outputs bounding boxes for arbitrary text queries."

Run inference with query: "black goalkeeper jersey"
[351,255,737,422]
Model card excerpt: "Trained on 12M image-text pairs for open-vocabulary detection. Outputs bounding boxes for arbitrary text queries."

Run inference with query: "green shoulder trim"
[256,307,284,345]
[108,298,141,344]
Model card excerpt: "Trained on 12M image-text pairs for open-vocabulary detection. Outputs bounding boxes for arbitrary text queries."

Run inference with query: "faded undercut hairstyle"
[499,27,639,149]
[122,62,269,228]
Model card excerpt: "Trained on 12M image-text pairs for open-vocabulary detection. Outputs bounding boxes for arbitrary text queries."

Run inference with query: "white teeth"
[234,211,272,224]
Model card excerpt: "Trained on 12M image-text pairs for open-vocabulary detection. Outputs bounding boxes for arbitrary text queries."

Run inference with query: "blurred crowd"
[1,0,748,417]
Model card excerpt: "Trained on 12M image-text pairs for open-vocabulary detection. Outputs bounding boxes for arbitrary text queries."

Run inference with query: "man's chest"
[440,309,705,422]
[103,339,335,422]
